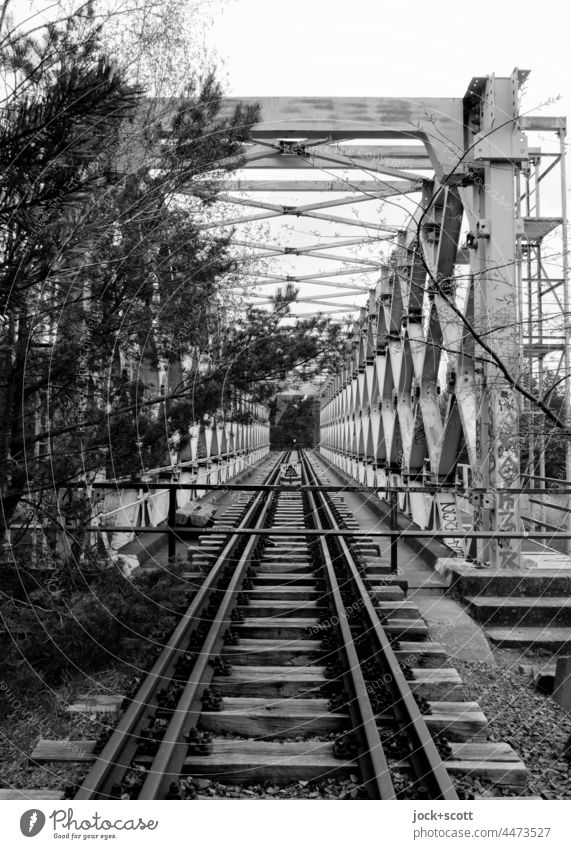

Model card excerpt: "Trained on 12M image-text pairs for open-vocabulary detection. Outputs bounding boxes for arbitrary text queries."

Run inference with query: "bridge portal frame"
[157,71,569,568]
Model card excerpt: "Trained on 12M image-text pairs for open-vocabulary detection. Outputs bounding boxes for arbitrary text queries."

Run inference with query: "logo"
[20,810,46,837]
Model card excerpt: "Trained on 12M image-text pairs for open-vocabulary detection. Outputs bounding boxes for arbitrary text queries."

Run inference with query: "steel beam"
[217,178,420,193]
[463,72,525,568]
[215,97,463,179]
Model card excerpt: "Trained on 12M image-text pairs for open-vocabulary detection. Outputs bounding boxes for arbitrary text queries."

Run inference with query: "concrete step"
[466,595,571,627]
[486,626,571,651]
[449,568,571,598]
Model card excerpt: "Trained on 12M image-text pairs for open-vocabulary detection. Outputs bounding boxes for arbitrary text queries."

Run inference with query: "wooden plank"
[224,638,322,666]
[213,665,325,698]
[258,561,313,574]
[392,743,527,786]
[372,585,406,601]
[237,617,319,639]
[394,642,449,668]
[253,573,316,584]
[29,740,97,763]
[436,760,527,787]
[66,694,124,714]
[383,619,429,640]
[425,702,488,742]
[376,601,421,620]
[449,742,522,762]
[246,587,318,601]
[0,790,65,800]
[448,741,528,786]
[375,701,487,742]
[175,739,357,783]
[408,668,464,701]
[199,697,348,738]
[240,600,318,618]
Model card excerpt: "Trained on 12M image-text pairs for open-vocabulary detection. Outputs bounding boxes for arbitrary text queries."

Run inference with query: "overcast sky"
[206,0,570,119]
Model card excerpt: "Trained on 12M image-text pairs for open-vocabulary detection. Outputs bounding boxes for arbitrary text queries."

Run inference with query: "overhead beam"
[218,178,420,193]
[232,278,370,291]
[238,267,380,282]
[231,237,388,252]
[291,298,362,310]
[236,153,435,170]
[293,307,359,315]
[215,97,463,178]
[247,291,366,304]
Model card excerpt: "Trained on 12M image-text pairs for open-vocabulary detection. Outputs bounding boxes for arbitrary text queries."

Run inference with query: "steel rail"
[138,462,282,799]
[75,453,287,800]
[300,451,458,800]
[303,477,395,798]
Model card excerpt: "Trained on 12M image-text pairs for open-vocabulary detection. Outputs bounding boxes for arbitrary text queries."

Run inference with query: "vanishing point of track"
[74,450,459,800]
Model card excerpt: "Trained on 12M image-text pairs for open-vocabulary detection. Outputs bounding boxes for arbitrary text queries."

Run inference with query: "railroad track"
[22,450,527,801]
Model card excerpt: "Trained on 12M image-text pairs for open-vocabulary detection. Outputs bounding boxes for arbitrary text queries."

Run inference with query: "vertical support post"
[468,73,524,568]
[167,484,177,562]
[560,127,571,555]
[390,488,398,574]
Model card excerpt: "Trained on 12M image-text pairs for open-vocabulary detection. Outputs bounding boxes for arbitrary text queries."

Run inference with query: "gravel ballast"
[454,657,571,799]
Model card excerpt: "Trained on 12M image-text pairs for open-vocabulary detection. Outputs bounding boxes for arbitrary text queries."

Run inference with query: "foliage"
[0,8,259,549]
[270,395,320,449]
[0,559,191,692]
[520,371,568,480]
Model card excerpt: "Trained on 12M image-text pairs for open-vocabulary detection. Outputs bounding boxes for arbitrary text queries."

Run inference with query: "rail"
[301,450,458,799]
[75,451,287,800]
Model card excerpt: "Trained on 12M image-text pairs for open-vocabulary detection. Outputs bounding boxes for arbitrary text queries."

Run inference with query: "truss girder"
[157,78,564,568]
[316,72,551,569]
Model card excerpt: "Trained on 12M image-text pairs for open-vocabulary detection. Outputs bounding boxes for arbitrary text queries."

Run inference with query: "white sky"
[206,0,570,115]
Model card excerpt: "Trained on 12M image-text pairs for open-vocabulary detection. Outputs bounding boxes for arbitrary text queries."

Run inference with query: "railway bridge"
[151,68,569,571]
[8,70,571,805]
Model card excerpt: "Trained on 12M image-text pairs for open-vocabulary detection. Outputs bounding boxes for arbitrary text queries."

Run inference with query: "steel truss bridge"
[149,70,569,571]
